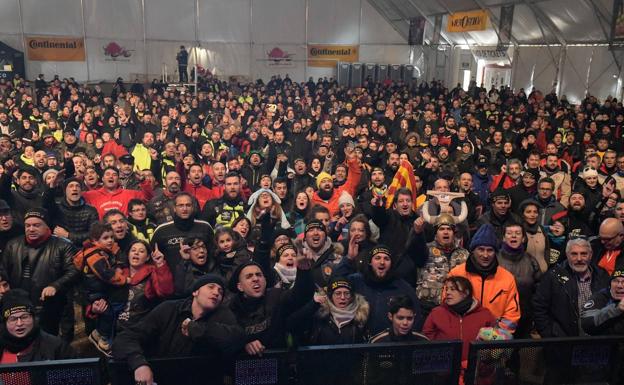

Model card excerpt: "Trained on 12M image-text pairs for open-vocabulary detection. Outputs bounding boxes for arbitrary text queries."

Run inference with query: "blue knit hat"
[469,224,499,252]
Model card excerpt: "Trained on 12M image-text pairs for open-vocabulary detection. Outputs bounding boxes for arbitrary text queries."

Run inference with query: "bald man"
[591,218,624,275]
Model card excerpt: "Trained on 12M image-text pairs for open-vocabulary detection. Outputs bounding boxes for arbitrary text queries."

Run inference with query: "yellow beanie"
[316,172,333,188]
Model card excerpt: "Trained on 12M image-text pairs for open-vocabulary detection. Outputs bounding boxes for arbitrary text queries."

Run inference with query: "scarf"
[274,263,297,284]
[304,238,333,262]
[500,242,526,262]
[0,323,39,354]
[25,228,52,248]
[449,296,473,316]
[328,299,358,329]
[523,221,539,235]
[173,214,194,232]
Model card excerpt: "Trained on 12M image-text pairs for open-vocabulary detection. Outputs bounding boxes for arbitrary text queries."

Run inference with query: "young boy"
[370,295,429,342]
[75,222,128,356]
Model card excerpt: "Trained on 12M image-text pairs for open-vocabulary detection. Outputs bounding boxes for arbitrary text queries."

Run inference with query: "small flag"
[384,160,418,211]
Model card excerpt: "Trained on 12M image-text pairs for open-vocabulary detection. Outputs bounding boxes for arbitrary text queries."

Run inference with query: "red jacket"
[83,181,153,219]
[422,300,495,376]
[122,263,174,300]
[101,140,129,160]
[311,157,362,217]
[184,183,220,210]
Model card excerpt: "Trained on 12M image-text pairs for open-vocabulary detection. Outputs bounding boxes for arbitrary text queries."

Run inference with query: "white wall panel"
[198,0,250,42]
[84,0,142,40]
[308,0,360,44]
[22,0,83,36]
[145,0,195,41]
[360,0,405,44]
[0,0,21,35]
[86,38,145,82]
[586,47,622,100]
[359,45,410,64]
[561,46,593,104]
[251,0,305,44]
[512,47,559,94]
[251,44,306,82]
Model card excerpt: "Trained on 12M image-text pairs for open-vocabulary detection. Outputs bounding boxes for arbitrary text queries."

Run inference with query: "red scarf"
[25,228,52,248]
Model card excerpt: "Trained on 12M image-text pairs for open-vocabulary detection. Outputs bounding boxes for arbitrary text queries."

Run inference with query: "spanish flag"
[384,160,419,210]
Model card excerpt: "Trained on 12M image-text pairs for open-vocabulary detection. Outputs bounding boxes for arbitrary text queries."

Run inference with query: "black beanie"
[228,260,263,293]
[1,289,34,321]
[190,274,225,293]
[24,208,51,228]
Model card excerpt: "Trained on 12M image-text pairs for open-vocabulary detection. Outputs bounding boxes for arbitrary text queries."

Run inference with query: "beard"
[318,188,333,200]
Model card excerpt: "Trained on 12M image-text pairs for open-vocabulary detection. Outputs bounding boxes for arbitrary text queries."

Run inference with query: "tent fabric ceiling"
[368,0,616,45]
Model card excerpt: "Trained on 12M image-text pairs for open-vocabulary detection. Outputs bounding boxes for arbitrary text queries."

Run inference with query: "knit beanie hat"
[24,208,51,228]
[522,168,540,181]
[1,289,34,321]
[327,276,353,297]
[316,172,333,188]
[338,192,355,208]
[305,219,326,234]
[469,224,499,252]
[42,168,58,182]
[190,274,225,293]
[276,243,296,259]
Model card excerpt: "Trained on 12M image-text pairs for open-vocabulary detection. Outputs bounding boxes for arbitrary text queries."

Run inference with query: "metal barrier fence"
[0,337,621,385]
[0,358,102,385]
[464,336,624,385]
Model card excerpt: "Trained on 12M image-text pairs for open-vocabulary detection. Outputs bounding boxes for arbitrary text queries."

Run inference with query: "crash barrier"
[108,340,463,385]
[1,336,620,385]
[464,335,624,385]
[0,358,102,385]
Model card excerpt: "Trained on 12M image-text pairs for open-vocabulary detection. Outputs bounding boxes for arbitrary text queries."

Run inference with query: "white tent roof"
[368,0,615,46]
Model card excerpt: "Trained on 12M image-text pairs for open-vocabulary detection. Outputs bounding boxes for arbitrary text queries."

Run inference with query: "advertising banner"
[26,36,85,61]
[447,10,488,33]
[308,45,358,68]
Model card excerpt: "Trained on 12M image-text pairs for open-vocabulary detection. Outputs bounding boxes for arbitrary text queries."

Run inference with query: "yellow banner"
[308,45,358,68]
[26,36,85,62]
[447,10,488,32]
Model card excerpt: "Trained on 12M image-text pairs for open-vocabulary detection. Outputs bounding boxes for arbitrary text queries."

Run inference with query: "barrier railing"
[1,337,620,385]
[464,336,624,385]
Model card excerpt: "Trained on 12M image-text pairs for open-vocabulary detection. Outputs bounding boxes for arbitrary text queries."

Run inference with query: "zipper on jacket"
[489,289,504,304]
[459,317,463,340]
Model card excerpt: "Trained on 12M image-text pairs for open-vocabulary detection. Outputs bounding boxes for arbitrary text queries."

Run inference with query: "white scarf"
[274,263,297,284]
[328,299,358,329]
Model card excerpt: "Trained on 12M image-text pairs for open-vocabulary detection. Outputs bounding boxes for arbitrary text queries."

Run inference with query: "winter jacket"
[0,174,43,226]
[448,258,520,333]
[536,197,566,227]
[1,331,75,362]
[77,241,126,303]
[334,258,423,335]
[228,268,314,348]
[581,288,624,335]
[173,260,215,297]
[422,299,495,363]
[151,217,214,274]
[2,236,79,305]
[311,157,362,217]
[184,182,219,210]
[293,237,342,289]
[591,238,624,276]
[533,262,610,337]
[113,298,246,373]
[83,182,153,219]
[290,294,370,345]
[45,195,99,247]
[116,263,174,329]
[201,196,247,227]
[473,210,522,240]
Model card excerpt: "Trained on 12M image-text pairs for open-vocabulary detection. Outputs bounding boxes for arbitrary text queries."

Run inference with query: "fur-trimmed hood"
[316,293,370,327]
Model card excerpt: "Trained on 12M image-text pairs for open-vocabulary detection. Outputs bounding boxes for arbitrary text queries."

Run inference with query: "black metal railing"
[1,337,622,385]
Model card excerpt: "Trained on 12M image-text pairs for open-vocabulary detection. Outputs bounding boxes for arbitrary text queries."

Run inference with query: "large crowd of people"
[0,72,621,384]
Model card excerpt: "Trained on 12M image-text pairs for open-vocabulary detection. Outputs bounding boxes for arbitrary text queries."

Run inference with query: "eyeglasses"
[601,233,623,243]
[332,291,352,299]
[6,314,32,324]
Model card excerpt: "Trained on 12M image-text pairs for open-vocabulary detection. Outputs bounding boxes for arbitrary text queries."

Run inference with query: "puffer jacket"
[422,299,495,363]
[45,193,99,247]
[2,235,79,305]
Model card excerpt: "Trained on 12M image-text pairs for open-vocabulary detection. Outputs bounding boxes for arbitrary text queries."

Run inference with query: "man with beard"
[536,178,566,226]
[371,188,418,283]
[534,238,609,339]
[474,190,521,239]
[240,151,268,191]
[509,168,539,214]
[201,172,247,227]
[437,146,457,177]
[0,166,43,226]
[384,152,400,185]
[293,219,341,287]
[183,163,218,211]
[0,289,75,363]
[44,177,99,248]
[83,167,153,219]
[358,167,387,218]
[113,275,246,385]
[118,154,141,190]
[541,154,571,207]
[311,147,361,217]
[149,171,192,225]
[408,214,469,316]
[563,192,595,238]
[0,200,22,255]
[152,192,214,273]
[490,159,522,192]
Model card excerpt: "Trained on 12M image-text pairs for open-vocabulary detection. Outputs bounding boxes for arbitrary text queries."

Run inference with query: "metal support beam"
[521,0,567,46]
[365,0,411,43]
[470,0,520,47]
[585,0,621,73]
[394,0,454,46]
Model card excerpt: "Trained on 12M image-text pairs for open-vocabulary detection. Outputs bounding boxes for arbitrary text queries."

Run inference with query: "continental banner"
[447,10,488,33]
[308,45,358,68]
[26,36,85,61]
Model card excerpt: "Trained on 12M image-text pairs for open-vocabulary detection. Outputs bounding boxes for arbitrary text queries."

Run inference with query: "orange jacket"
[311,157,361,217]
[448,261,520,334]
